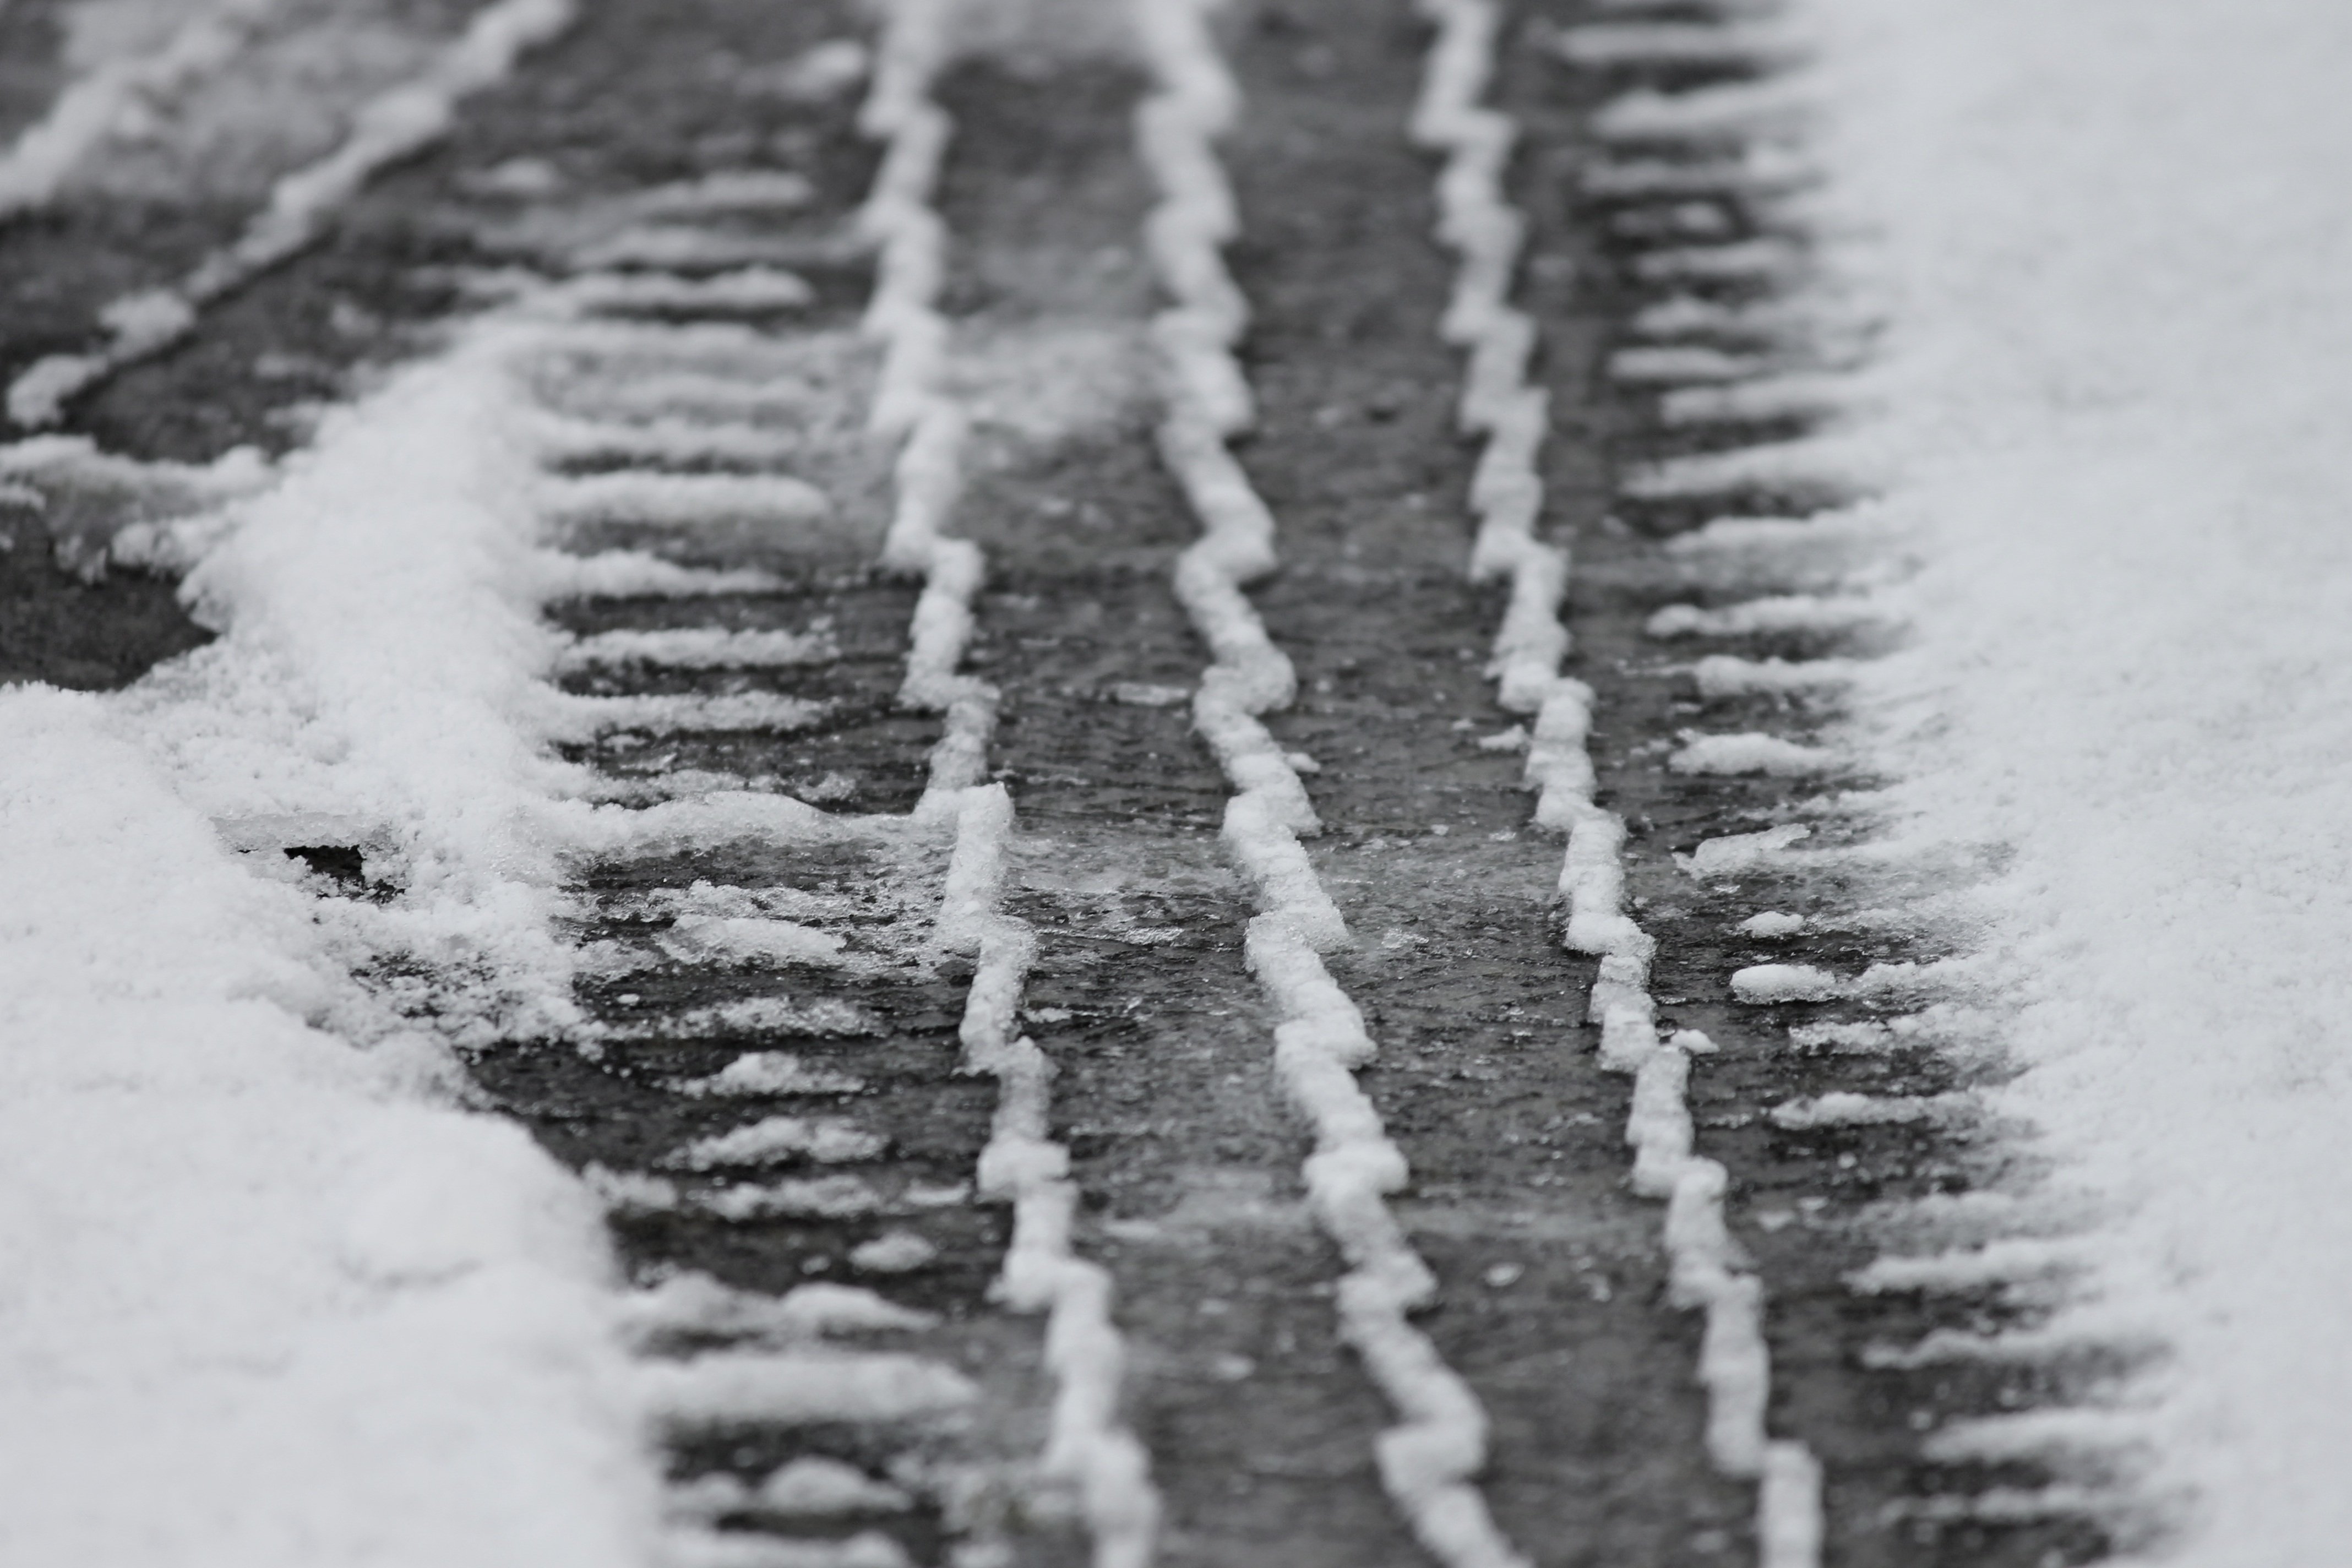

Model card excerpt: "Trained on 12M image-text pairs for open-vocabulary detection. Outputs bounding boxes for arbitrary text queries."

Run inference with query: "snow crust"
[1777,0,2352,1555]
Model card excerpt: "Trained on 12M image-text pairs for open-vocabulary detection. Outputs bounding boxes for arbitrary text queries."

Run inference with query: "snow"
[1737,911,1806,939]
[130,325,598,1036]
[1645,594,1888,639]
[669,1457,913,1521]
[1552,22,1803,73]
[1848,1241,2085,1298]
[1729,963,1834,1006]
[557,690,829,737]
[637,1349,978,1429]
[1669,732,1836,777]
[854,9,1163,1561]
[657,917,849,968]
[0,687,654,1567]
[696,1178,889,1223]
[540,469,833,527]
[609,996,881,1042]
[1692,655,1855,699]
[665,1117,887,1171]
[1773,0,2352,1556]
[526,548,783,600]
[1765,1093,1957,1132]
[561,626,839,671]
[677,1052,865,1098]
[633,170,817,217]
[848,1231,939,1274]
[553,265,817,315]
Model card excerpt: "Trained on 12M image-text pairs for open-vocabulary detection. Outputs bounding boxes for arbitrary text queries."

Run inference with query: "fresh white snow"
[1786,0,2352,1557]
[0,302,660,1565]
[0,688,655,1568]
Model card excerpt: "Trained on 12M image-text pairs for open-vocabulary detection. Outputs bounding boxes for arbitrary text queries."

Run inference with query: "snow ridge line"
[854,8,1161,1564]
[856,0,990,810]
[0,0,283,221]
[1412,8,1825,1567]
[1579,9,2145,1519]
[1133,6,1531,1566]
[6,0,578,429]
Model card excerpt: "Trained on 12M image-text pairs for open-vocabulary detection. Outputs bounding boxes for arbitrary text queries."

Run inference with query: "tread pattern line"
[7,0,578,428]
[856,6,1161,1562]
[1134,3,1533,1565]
[1415,7,1824,1565]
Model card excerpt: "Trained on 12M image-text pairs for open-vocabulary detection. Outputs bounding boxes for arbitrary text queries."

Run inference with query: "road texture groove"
[0,1,2124,1566]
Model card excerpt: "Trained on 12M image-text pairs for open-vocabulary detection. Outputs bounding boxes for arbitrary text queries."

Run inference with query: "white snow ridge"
[1613,0,2352,1561]
[1796,0,2352,1562]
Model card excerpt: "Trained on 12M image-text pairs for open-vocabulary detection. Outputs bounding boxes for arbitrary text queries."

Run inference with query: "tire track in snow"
[226,17,1096,1559]
[0,0,284,222]
[0,0,2150,1557]
[1134,5,1532,1564]
[1,6,1132,1562]
[1546,6,2141,1561]
[1414,7,1822,1566]
[852,3,1161,1560]
[912,43,1451,1566]
[454,5,1163,1556]
[511,290,1038,1568]
[7,0,577,428]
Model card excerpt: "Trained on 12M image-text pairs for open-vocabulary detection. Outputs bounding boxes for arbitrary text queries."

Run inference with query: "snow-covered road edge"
[0,329,660,1564]
[0,685,656,1566]
[1784,1,2352,1561]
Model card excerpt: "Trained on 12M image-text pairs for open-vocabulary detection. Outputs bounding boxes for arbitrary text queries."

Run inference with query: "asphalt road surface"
[0,2,2120,1565]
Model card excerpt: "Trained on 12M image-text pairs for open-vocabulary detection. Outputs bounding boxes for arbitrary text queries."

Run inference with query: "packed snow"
[1789,0,2352,1558]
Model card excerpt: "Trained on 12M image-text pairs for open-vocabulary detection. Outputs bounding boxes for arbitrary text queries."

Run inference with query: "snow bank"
[1796,0,2352,1558]
[0,687,652,1567]
[129,324,594,1037]
[0,297,679,1560]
